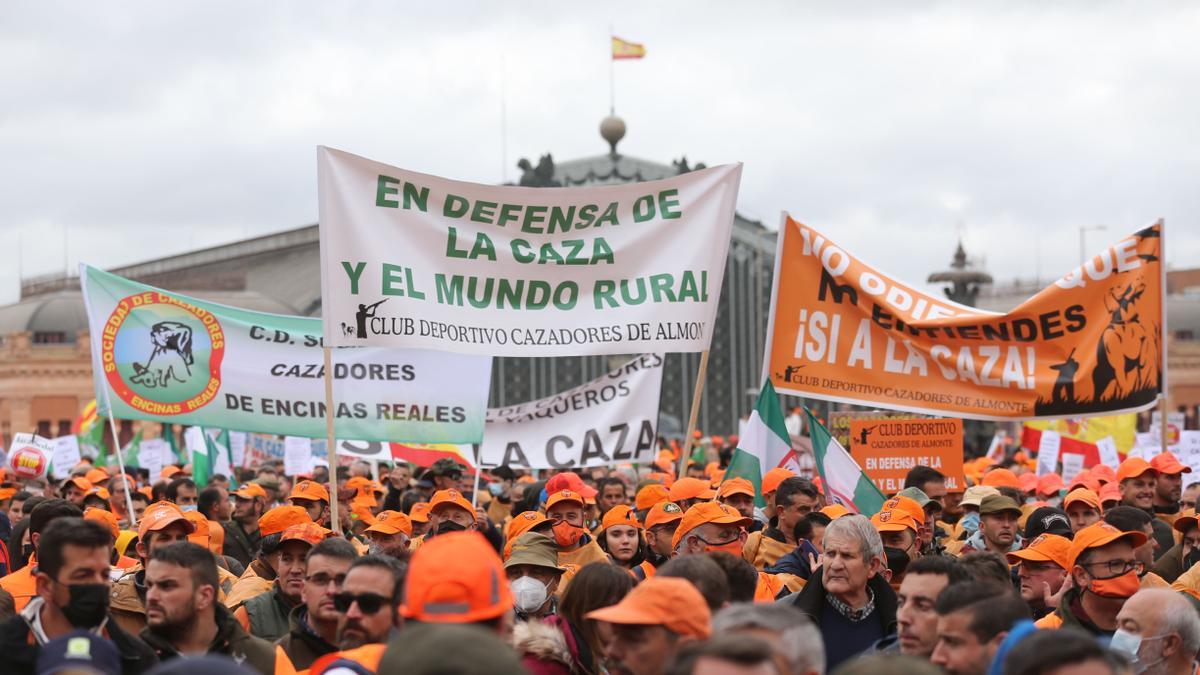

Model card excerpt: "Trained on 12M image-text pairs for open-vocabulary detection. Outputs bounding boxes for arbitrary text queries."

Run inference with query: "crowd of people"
[0,441,1198,675]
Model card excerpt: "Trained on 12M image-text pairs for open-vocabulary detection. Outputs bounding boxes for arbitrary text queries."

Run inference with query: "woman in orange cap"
[595,505,645,574]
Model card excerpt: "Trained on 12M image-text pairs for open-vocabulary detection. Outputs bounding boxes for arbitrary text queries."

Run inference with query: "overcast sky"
[2,2,1197,306]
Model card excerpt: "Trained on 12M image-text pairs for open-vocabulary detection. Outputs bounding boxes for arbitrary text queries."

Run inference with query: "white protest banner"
[51,436,82,480]
[477,354,664,469]
[82,264,491,444]
[139,438,170,481]
[284,436,314,476]
[1095,436,1121,468]
[1151,411,1185,452]
[229,432,247,468]
[8,433,52,480]
[1061,453,1085,484]
[1037,430,1061,476]
[1179,432,1200,488]
[317,147,743,356]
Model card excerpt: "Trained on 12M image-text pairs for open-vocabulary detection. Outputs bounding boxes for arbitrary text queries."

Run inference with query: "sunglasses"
[332,592,390,614]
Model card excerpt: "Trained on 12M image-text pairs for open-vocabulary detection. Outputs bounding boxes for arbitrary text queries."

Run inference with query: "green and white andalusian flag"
[805,407,885,515]
[723,380,792,507]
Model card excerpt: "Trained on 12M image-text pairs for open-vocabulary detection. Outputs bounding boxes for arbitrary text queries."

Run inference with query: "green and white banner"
[81,265,491,443]
[317,147,743,356]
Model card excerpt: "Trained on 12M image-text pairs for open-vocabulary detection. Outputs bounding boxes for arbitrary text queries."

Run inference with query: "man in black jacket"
[0,517,158,675]
[276,537,358,670]
[223,483,267,567]
[780,513,897,673]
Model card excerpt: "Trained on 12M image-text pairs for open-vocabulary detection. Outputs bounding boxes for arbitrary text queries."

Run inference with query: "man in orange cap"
[1035,521,1148,633]
[981,468,1021,491]
[1117,457,1175,556]
[587,576,711,675]
[545,490,608,568]
[223,482,268,568]
[871,507,922,564]
[716,478,757,524]
[423,489,478,543]
[1151,514,1200,584]
[235,521,331,641]
[363,510,412,558]
[409,502,431,538]
[84,507,138,570]
[61,476,93,508]
[225,505,313,609]
[401,530,513,632]
[744,477,819,571]
[276,537,358,670]
[110,501,198,636]
[637,501,683,580]
[1149,451,1190,525]
[1064,488,1103,532]
[634,484,670,522]
[666,477,714,513]
[1007,533,1072,620]
[504,511,553,558]
[288,479,331,527]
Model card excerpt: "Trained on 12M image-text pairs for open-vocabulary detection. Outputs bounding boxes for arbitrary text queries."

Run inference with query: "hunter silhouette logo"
[101,293,226,416]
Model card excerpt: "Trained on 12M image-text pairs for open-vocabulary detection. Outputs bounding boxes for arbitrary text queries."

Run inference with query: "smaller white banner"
[230,432,247,468]
[8,433,52,481]
[51,436,82,480]
[140,438,170,481]
[1037,430,1061,476]
[284,436,314,476]
[1095,436,1121,468]
[1061,453,1085,484]
[477,354,664,469]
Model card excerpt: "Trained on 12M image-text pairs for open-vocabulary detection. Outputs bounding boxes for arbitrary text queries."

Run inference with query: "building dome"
[0,291,90,342]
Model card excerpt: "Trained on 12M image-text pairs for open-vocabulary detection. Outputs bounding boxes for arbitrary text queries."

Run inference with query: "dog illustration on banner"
[129,321,194,389]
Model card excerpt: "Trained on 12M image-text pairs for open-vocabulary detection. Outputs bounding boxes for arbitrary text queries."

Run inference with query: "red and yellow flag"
[612,36,646,60]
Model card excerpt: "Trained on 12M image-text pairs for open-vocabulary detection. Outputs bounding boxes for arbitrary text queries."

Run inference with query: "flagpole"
[323,347,342,536]
[1158,218,1169,457]
[608,26,615,114]
[97,391,138,528]
[678,349,710,477]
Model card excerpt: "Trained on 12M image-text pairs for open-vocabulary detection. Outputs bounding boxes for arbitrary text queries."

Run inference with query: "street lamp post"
[1079,225,1107,266]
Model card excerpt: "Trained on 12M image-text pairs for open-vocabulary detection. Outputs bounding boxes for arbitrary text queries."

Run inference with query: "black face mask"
[434,520,467,537]
[59,583,109,629]
[1185,548,1200,571]
[21,544,33,561]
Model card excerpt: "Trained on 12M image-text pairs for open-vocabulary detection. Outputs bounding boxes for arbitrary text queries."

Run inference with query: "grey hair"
[713,604,824,675]
[824,514,884,565]
[1150,589,1200,657]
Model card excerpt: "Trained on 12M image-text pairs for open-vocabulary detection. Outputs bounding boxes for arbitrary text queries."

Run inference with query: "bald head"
[1116,589,1200,675]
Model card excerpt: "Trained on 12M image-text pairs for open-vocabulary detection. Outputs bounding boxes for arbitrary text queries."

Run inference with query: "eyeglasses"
[306,573,346,588]
[332,592,390,614]
[1082,559,1145,578]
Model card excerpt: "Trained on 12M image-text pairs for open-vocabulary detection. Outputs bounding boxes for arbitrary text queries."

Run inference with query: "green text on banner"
[316,147,743,356]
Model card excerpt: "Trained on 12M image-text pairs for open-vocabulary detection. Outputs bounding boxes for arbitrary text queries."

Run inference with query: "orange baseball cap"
[635,484,670,512]
[668,477,717,502]
[1063,488,1102,510]
[871,509,920,533]
[184,510,211,547]
[1068,521,1148,568]
[709,470,726,487]
[1090,465,1117,484]
[1008,533,1073,569]
[762,468,796,495]
[85,468,110,485]
[1117,458,1156,483]
[1099,482,1122,504]
[0,487,16,501]
[350,501,377,526]
[597,505,641,534]
[821,504,851,519]
[1018,473,1038,494]
[545,472,598,499]
[1150,452,1191,475]
[290,480,330,503]
[366,510,413,537]
[671,501,752,550]
[345,476,373,492]
[880,495,925,525]
[982,468,1021,489]
[1068,470,1100,493]
[429,489,475,517]
[1173,515,1199,535]
[409,502,431,523]
[545,489,586,511]
[586,576,711,639]
[84,507,119,540]
[704,461,720,478]
[646,471,676,487]
[160,466,183,480]
[86,487,111,501]
[401,531,512,623]
[63,476,93,493]
[645,501,684,531]
[138,486,154,500]
[139,501,196,540]
[716,478,755,500]
[1037,474,1065,497]
[233,483,268,500]
[259,505,313,537]
[505,511,552,558]
[281,522,332,547]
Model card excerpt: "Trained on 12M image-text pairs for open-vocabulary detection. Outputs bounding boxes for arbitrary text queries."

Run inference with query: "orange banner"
[850,418,964,493]
[764,216,1163,420]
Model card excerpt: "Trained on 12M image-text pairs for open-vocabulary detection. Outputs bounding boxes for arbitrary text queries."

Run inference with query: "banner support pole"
[323,347,342,536]
[678,349,710,478]
[1159,218,1169,458]
[98,396,138,529]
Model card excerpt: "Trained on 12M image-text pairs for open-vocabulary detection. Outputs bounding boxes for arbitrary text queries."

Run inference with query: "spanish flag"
[612,36,646,60]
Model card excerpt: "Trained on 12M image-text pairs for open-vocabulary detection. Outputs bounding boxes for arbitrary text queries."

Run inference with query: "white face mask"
[510,575,548,614]
[1110,629,1167,674]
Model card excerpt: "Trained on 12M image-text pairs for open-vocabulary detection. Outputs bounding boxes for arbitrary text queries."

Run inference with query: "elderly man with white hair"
[713,603,824,675]
[781,514,898,672]
[1112,588,1200,675]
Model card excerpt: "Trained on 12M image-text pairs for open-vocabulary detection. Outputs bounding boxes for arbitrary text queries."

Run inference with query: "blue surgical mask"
[961,511,980,533]
[488,483,505,497]
[180,505,198,512]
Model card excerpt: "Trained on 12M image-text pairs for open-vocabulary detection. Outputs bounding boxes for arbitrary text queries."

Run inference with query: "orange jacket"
[0,555,38,612]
